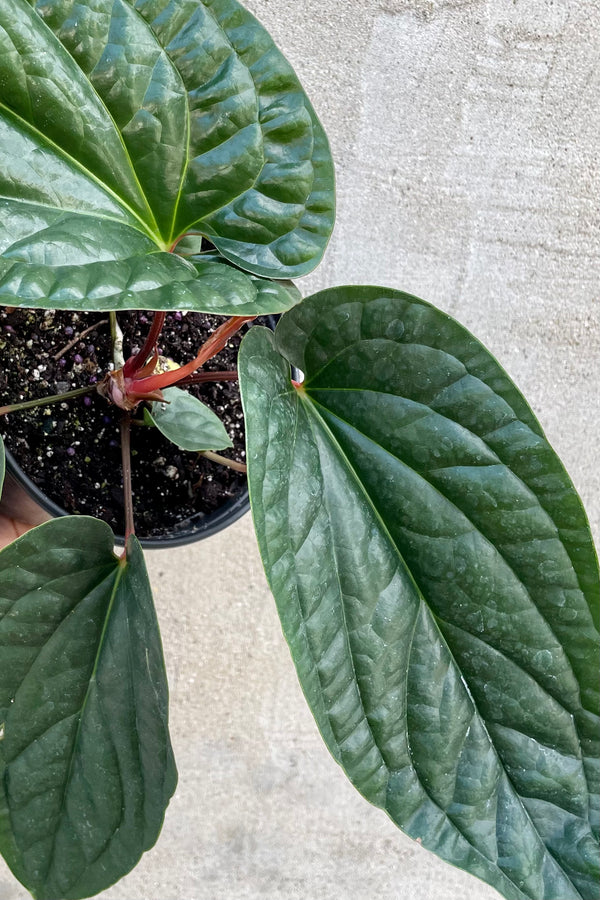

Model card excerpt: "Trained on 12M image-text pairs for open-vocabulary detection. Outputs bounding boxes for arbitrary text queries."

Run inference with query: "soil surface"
[0,308,260,539]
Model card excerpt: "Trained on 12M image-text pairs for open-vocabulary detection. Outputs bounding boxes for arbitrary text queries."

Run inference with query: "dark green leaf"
[239,287,600,900]
[145,386,232,451]
[0,517,177,900]
[0,0,334,312]
[0,218,300,314]
[129,0,335,276]
[189,254,303,315]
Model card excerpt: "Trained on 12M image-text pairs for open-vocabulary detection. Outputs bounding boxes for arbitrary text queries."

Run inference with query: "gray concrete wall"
[2,1,598,898]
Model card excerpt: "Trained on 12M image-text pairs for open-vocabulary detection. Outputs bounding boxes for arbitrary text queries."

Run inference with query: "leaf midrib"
[301,397,388,784]
[0,103,160,244]
[299,395,525,893]
[0,195,155,246]
[308,387,598,830]
[306,381,595,644]
[115,0,191,246]
[298,392,584,900]
[36,558,126,891]
[307,390,593,714]
[298,330,595,611]
[17,0,163,238]
[166,27,265,244]
[163,0,315,248]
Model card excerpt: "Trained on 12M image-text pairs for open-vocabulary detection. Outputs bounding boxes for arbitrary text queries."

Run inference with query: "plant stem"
[110,312,125,369]
[0,385,95,416]
[134,316,254,394]
[201,450,247,473]
[176,369,238,387]
[168,230,203,253]
[52,318,109,360]
[123,311,166,378]
[194,316,255,368]
[120,412,135,550]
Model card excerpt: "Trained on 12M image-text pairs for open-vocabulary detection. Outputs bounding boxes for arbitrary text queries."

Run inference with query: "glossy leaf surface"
[0,237,300,316]
[0,516,177,900]
[0,0,334,313]
[145,386,232,451]
[239,287,600,900]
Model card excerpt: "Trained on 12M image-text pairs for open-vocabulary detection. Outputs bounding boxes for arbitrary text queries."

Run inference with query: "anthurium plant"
[0,2,597,899]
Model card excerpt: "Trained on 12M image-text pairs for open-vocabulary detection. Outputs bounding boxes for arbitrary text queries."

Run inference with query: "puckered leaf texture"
[239,286,600,900]
[0,515,177,900]
[0,0,334,312]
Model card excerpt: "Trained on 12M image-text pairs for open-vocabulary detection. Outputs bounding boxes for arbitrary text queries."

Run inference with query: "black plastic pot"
[3,315,278,549]
[4,446,250,549]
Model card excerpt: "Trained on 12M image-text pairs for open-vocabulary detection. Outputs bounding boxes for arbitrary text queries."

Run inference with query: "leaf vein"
[0,104,157,242]
[309,396,584,713]
[300,395,585,899]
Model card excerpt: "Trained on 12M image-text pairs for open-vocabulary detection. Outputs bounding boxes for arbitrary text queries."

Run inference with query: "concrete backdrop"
[2,0,598,898]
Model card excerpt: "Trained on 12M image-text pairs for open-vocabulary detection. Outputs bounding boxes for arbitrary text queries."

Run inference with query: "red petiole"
[98,314,254,411]
[122,312,166,378]
[176,369,238,387]
[134,315,253,394]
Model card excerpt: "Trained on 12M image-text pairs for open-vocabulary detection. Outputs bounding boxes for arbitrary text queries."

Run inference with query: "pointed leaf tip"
[240,286,599,900]
[0,517,177,899]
